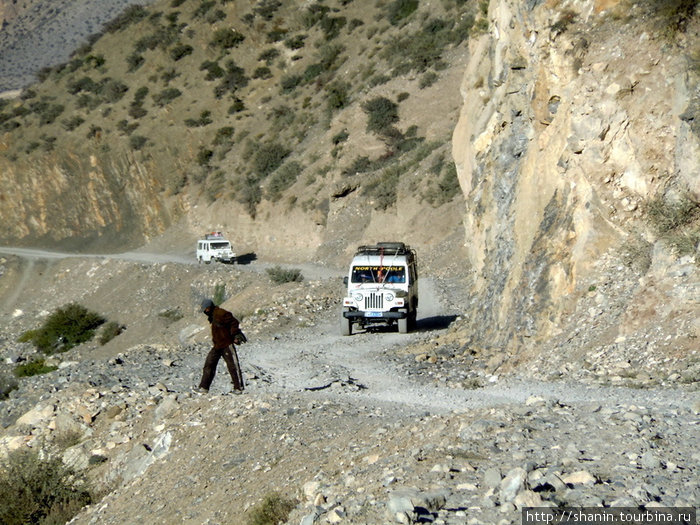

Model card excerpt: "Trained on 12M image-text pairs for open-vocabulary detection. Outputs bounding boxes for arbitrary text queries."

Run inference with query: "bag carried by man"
[232,327,247,345]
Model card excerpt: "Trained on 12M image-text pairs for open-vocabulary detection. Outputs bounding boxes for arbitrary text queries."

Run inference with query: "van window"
[351,266,405,284]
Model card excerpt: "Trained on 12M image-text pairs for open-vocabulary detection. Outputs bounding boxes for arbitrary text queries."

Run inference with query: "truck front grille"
[364,293,383,310]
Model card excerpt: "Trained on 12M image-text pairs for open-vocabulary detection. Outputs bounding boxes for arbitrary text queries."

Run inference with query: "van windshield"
[351,265,405,284]
[210,242,230,250]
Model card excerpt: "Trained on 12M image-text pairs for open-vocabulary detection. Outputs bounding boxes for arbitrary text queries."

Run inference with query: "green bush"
[248,492,297,525]
[31,101,65,126]
[258,48,280,65]
[201,60,225,81]
[62,116,85,131]
[419,71,439,89]
[193,0,216,18]
[266,266,304,284]
[237,175,263,217]
[67,76,98,95]
[252,142,291,177]
[363,164,401,210]
[99,321,124,345]
[135,33,161,53]
[320,16,347,40]
[214,61,249,98]
[646,193,700,257]
[14,359,58,378]
[342,155,374,176]
[253,66,273,80]
[170,43,193,61]
[280,74,302,94]
[0,449,92,525]
[267,161,303,201]
[104,5,148,33]
[325,81,350,113]
[383,16,463,74]
[130,135,148,150]
[213,283,227,305]
[285,34,307,50]
[214,126,235,146]
[126,52,145,71]
[133,86,149,103]
[647,194,699,233]
[362,96,399,136]
[384,0,419,25]
[210,28,245,49]
[18,303,105,354]
[184,110,213,127]
[129,103,147,119]
[153,87,182,106]
[158,308,184,325]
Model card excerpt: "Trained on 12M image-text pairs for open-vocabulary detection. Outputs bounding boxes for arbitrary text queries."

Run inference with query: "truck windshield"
[211,242,230,250]
[351,266,405,284]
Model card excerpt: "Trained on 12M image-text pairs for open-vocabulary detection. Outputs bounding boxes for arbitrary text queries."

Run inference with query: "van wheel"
[340,311,352,336]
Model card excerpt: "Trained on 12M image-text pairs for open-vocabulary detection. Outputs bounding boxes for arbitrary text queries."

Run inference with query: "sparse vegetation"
[158,307,184,325]
[18,304,105,354]
[213,283,227,305]
[266,266,304,284]
[211,28,246,50]
[247,492,297,525]
[646,193,700,257]
[1,0,485,227]
[0,449,92,525]
[14,358,58,378]
[99,321,125,345]
[153,87,182,106]
[267,161,303,201]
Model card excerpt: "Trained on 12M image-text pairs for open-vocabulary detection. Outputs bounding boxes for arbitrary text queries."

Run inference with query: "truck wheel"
[409,310,417,331]
[340,312,352,336]
[398,309,409,334]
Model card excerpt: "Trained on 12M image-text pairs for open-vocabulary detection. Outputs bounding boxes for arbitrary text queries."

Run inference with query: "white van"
[341,242,418,335]
[196,232,236,264]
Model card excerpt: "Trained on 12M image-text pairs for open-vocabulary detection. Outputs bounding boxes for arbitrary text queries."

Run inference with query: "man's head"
[201,298,214,313]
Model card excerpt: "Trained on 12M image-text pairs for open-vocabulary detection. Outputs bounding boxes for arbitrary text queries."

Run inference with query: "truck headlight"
[353,293,363,302]
[385,292,394,302]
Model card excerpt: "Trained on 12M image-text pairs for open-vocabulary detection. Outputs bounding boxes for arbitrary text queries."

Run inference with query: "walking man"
[198,298,244,394]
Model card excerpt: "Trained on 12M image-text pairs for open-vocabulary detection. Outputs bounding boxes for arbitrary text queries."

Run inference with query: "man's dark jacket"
[208,306,239,349]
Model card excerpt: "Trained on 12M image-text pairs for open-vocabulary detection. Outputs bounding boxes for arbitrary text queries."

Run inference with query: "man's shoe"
[194,386,209,394]
[232,388,244,395]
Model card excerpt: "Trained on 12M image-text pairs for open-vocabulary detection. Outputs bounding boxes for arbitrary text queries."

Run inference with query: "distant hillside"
[0,0,154,91]
[0,0,476,259]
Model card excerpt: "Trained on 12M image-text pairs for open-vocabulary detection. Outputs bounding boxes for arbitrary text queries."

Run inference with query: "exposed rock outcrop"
[452,0,699,350]
[0,148,174,250]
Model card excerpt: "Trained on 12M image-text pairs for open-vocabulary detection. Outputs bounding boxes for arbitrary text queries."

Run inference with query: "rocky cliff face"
[452,0,699,351]
[0,146,174,250]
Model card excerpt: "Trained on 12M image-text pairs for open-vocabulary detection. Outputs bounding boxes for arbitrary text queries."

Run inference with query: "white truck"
[196,232,236,264]
[341,242,418,335]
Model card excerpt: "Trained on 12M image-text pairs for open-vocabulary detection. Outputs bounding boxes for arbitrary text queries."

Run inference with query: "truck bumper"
[343,310,407,320]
